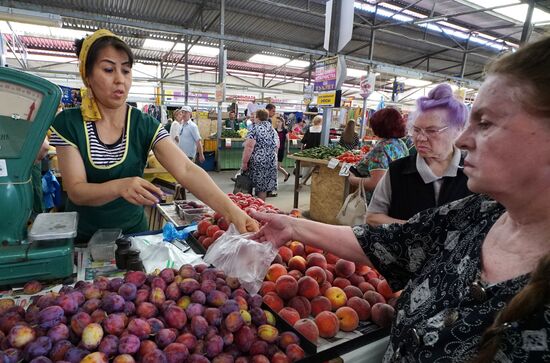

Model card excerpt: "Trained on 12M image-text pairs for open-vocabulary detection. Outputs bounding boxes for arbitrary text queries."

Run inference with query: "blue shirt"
[177,121,201,158]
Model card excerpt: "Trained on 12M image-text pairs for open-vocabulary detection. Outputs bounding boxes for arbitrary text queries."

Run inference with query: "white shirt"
[170,121,182,143]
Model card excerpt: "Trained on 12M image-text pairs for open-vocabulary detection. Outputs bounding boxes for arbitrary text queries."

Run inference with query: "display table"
[288,155,350,225]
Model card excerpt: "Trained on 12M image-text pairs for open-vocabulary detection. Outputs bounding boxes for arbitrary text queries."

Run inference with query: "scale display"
[0,81,45,158]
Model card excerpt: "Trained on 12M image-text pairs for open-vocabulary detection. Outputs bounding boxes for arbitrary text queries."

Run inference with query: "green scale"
[0,67,76,287]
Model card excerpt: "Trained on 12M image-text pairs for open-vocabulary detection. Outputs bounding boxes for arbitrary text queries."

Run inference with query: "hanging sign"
[359,73,376,98]
[317,91,336,107]
[215,83,226,103]
[314,56,338,92]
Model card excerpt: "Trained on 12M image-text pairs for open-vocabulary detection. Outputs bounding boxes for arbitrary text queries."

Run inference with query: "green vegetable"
[221,130,241,138]
[293,145,346,160]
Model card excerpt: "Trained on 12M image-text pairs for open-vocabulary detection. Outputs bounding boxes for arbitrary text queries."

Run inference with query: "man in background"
[174,106,205,163]
[224,110,238,131]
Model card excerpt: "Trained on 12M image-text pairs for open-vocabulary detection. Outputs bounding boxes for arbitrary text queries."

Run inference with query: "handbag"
[233,169,253,194]
[336,182,367,226]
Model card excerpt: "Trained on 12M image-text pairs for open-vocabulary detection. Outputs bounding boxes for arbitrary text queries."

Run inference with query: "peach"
[324,287,347,311]
[285,343,305,362]
[325,270,334,284]
[310,296,332,317]
[297,276,319,300]
[358,281,376,293]
[319,281,332,296]
[376,279,393,300]
[314,311,339,338]
[265,264,288,283]
[365,270,379,280]
[287,256,307,273]
[278,307,300,326]
[326,264,335,275]
[271,352,290,363]
[287,270,303,281]
[368,278,382,289]
[305,266,326,284]
[278,246,293,264]
[305,245,323,255]
[335,306,359,332]
[347,297,371,320]
[355,264,372,276]
[288,241,305,257]
[335,259,355,278]
[306,253,327,270]
[23,280,43,295]
[259,281,276,295]
[275,275,298,300]
[370,303,395,328]
[287,296,311,319]
[293,319,319,344]
[278,331,300,350]
[262,292,284,313]
[324,252,340,264]
[363,290,386,306]
[348,274,365,287]
[332,277,351,290]
[343,286,363,299]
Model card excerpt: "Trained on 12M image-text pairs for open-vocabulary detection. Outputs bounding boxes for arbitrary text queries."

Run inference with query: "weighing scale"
[0,67,75,286]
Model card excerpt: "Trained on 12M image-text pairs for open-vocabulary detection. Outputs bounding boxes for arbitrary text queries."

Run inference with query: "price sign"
[292,139,298,146]
[339,162,352,176]
[0,159,6,177]
[327,158,339,169]
[225,138,232,148]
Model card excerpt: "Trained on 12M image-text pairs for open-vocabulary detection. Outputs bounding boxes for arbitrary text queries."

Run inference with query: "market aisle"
[186,170,311,213]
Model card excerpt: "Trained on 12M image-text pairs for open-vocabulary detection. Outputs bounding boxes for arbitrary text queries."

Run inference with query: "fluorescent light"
[142,38,175,51]
[287,59,310,68]
[249,54,290,66]
[464,0,550,24]
[346,68,369,78]
[0,6,62,27]
[415,16,448,25]
[399,78,432,87]
[188,45,219,57]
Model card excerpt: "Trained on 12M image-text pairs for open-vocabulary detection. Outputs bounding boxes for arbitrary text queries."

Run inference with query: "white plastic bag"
[336,182,367,226]
[130,233,203,273]
[204,225,277,294]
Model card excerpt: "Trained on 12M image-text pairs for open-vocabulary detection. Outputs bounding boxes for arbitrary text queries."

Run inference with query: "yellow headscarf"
[78,29,122,121]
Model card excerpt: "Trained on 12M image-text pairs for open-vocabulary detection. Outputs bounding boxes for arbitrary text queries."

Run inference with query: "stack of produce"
[292,146,346,160]
[336,152,362,164]
[0,265,307,362]
[221,130,241,139]
[193,193,280,250]
[258,241,398,343]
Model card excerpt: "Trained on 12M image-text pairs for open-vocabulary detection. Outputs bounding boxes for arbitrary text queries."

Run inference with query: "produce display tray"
[263,303,390,362]
[187,235,390,361]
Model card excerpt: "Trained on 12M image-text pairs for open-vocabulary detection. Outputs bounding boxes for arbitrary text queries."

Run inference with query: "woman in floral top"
[350,108,409,203]
[252,36,550,363]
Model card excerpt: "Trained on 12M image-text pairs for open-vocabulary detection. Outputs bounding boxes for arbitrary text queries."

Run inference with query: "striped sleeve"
[152,128,170,148]
[49,128,72,147]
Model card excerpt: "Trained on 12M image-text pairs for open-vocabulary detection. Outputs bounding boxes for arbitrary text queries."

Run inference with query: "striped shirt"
[50,121,169,166]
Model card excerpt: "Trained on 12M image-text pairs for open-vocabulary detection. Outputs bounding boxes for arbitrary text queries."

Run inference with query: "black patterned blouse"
[353,194,550,362]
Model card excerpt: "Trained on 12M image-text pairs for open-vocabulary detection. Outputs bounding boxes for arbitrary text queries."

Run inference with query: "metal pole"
[159,61,165,106]
[216,0,225,141]
[460,37,470,79]
[360,97,367,141]
[520,0,535,45]
[184,38,189,105]
[321,107,331,146]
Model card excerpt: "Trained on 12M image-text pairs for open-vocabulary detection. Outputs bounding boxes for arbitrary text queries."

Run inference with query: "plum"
[80,352,108,363]
[64,347,90,363]
[160,268,175,284]
[207,290,227,307]
[56,295,78,315]
[81,299,101,314]
[8,324,36,348]
[109,278,124,292]
[136,302,158,319]
[165,283,181,301]
[138,339,158,357]
[69,311,92,336]
[175,332,197,351]
[49,339,72,361]
[126,318,151,340]
[68,291,85,307]
[204,308,222,327]
[205,335,224,359]
[118,334,140,355]
[147,318,165,334]
[151,277,167,291]
[163,342,189,363]
[179,278,200,295]
[47,323,69,343]
[101,294,125,313]
[118,283,137,301]
[123,301,136,316]
[38,306,64,329]
[163,305,187,330]
[141,349,167,363]
[102,313,126,336]
[190,316,209,339]
[81,323,104,350]
[23,336,52,361]
[23,280,43,295]
[0,348,21,363]
[113,354,136,363]
[124,271,147,287]
[220,300,239,316]
[186,303,205,319]
[98,335,119,357]
[29,356,52,363]
[155,328,176,348]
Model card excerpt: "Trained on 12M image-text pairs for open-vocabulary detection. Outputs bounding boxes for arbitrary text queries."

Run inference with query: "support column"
[216,0,226,140]
[520,0,535,45]
[159,61,165,106]
[459,37,470,79]
[184,37,189,105]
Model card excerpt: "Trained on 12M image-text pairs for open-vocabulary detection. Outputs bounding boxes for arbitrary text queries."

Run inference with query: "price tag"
[225,138,232,148]
[0,160,6,177]
[339,162,352,176]
[292,139,298,146]
[327,158,339,169]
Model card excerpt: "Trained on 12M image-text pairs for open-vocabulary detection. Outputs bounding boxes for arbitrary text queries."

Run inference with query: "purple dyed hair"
[411,84,469,129]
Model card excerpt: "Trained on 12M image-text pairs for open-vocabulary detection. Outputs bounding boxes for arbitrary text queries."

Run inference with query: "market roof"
[1,0,549,91]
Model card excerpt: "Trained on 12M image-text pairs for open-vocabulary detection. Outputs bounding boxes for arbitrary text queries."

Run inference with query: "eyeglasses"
[409,125,449,138]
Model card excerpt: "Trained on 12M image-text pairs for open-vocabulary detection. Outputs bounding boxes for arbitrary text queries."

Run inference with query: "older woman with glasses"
[366,83,472,226]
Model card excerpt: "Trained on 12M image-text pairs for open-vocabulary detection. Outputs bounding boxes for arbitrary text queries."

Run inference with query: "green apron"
[51,106,163,242]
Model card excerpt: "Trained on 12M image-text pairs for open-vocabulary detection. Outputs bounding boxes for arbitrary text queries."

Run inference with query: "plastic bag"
[336,182,367,226]
[130,227,202,273]
[233,170,253,194]
[204,225,277,294]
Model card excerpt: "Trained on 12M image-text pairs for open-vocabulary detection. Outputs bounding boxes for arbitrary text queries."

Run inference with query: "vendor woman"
[50,29,257,242]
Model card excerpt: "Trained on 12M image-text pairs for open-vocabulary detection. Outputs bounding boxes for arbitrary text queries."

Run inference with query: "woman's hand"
[241,162,248,171]
[118,177,163,206]
[227,208,259,233]
[249,211,294,248]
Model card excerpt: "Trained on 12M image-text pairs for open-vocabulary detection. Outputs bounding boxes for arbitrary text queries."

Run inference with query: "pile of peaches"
[258,241,398,343]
